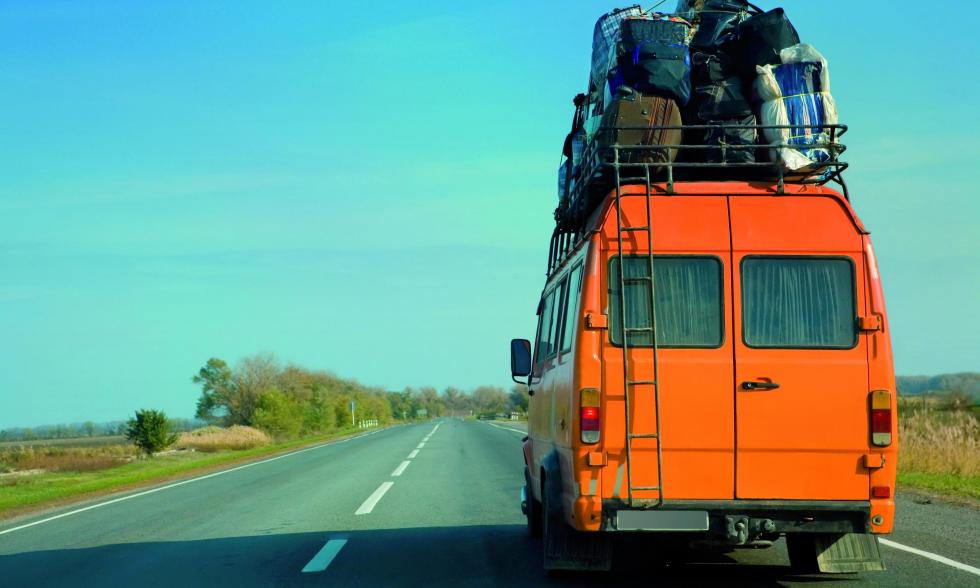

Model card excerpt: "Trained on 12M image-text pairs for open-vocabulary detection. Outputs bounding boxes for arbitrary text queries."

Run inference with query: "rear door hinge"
[858,315,882,332]
[585,313,608,330]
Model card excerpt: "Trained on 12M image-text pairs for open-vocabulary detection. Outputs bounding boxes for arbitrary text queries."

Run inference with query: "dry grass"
[0,445,134,474]
[899,402,980,477]
[175,426,271,452]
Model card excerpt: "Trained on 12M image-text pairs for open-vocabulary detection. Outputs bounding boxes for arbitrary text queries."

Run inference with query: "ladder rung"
[623,277,652,283]
[627,380,657,386]
[629,433,659,439]
[630,486,661,491]
[624,327,654,333]
[621,226,650,232]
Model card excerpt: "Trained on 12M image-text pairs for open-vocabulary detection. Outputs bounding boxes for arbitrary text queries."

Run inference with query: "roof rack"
[555,122,848,232]
[547,122,849,277]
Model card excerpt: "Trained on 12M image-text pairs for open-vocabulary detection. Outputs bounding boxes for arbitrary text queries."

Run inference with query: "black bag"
[690,52,750,120]
[619,18,692,105]
[703,114,758,164]
[736,8,800,71]
[689,0,750,49]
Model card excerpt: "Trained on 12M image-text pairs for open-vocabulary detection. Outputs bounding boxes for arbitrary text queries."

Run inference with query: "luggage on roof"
[755,44,839,172]
[590,6,645,95]
[736,8,800,72]
[619,16,693,105]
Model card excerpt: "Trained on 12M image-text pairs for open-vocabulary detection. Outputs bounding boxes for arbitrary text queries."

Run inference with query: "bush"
[126,409,178,456]
[252,390,304,438]
[175,426,271,452]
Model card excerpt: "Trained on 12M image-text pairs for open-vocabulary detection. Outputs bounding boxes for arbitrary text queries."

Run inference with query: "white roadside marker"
[355,482,394,515]
[408,450,419,459]
[301,539,348,573]
[391,461,411,477]
[879,538,980,577]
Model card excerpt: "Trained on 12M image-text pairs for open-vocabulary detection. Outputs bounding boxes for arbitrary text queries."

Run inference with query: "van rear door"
[730,194,870,500]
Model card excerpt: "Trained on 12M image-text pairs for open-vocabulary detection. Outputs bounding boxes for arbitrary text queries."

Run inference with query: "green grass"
[898,471,980,501]
[0,428,365,516]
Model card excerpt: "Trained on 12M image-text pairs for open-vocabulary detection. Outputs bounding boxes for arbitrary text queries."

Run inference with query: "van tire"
[786,534,819,573]
[525,468,542,537]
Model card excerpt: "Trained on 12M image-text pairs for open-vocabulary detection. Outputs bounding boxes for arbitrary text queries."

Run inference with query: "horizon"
[2,1,978,429]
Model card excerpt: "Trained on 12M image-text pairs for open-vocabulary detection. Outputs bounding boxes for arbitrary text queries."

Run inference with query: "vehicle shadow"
[0,524,856,587]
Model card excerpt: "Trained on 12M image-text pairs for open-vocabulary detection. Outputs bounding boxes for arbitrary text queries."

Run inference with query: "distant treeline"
[0,418,203,443]
[897,372,980,401]
[191,354,526,438]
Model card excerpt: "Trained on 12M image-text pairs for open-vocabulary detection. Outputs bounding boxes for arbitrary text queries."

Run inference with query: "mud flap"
[814,533,885,573]
[543,507,612,572]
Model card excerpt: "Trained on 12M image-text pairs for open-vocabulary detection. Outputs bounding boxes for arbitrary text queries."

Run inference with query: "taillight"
[871,390,892,447]
[580,388,600,444]
[872,486,891,499]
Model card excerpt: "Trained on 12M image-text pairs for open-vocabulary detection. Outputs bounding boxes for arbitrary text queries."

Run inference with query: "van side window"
[535,288,557,364]
[546,278,567,359]
[561,264,584,353]
[742,257,856,348]
[609,256,723,348]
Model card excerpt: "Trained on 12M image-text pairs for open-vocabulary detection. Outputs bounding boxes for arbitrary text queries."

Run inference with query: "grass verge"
[898,471,980,501]
[0,427,375,520]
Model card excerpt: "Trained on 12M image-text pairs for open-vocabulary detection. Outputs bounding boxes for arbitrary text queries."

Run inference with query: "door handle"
[741,380,780,391]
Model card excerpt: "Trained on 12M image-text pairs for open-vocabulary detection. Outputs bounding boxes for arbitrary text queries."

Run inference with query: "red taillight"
[872,486,891,499]
[580,388,600,444]
[871,390,892,447]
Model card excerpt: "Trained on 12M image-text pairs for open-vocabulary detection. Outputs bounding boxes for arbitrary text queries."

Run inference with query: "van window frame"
[739,254,859,351]
[533,287,557,365]
[546,276,569,362]
[607,254,726,350]
[560,263,585,354]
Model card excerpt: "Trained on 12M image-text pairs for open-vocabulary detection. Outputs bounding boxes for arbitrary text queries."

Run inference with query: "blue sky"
[1,2,978,428]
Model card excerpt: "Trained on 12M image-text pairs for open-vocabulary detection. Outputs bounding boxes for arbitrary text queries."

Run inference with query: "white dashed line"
[355,482,394,515]
[391,461,411,477]
[416,442,425,449]
[301,539,348,573]
[408,449,419,459]
[879,538,980,577]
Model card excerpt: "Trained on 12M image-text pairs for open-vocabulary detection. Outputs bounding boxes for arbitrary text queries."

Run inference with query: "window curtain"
[610,257,722,347]
[742,258,855,347]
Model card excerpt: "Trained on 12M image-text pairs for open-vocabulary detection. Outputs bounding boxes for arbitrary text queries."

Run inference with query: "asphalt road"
[1,419,978,587]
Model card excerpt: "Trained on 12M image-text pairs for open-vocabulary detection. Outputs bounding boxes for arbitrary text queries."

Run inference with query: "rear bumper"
[600,499,871,537]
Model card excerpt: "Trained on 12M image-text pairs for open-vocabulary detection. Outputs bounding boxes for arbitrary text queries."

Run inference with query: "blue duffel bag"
[619,17,693,106]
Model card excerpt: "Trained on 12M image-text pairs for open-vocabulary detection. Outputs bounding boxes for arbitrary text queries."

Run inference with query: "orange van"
[510,147,898,573]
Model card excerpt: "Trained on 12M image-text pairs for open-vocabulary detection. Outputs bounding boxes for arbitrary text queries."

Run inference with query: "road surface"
[1,419,978,587]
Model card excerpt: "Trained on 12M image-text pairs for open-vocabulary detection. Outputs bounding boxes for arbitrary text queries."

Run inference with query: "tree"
[508,384,529,414]
[252,390,304,438]
[83,421,97,437]
[126,409,178,456]
[193,358,234,423]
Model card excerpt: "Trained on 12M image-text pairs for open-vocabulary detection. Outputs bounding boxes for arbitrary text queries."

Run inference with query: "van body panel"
[730,196,871,500]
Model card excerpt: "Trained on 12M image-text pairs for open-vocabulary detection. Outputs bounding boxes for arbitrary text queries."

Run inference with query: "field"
[896,397,980,500]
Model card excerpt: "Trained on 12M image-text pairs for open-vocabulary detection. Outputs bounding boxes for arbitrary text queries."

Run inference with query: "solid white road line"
[416,442,425,449]
[355,482,394,515]
[301,539,348,573]
[391,461,411,477]
[879,538,980,577]
[0,428,390,537]
[486,422,526,435]
[408,449,419,459]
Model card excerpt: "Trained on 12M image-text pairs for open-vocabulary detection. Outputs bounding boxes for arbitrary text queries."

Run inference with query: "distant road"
[1,419,978,587]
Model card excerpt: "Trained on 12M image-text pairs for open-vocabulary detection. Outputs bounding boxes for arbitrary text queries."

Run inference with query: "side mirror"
[510,339,532,381]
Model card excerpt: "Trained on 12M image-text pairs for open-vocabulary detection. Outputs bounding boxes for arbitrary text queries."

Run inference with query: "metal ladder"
[612,149,664,508]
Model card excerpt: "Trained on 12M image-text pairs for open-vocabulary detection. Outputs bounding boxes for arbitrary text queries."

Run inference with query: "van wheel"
[786,535,819,573]
[525,469,542,537]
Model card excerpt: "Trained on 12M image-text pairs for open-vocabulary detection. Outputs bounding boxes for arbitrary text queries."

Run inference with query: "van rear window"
[741,257,856,348]
[609,256,723,348]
